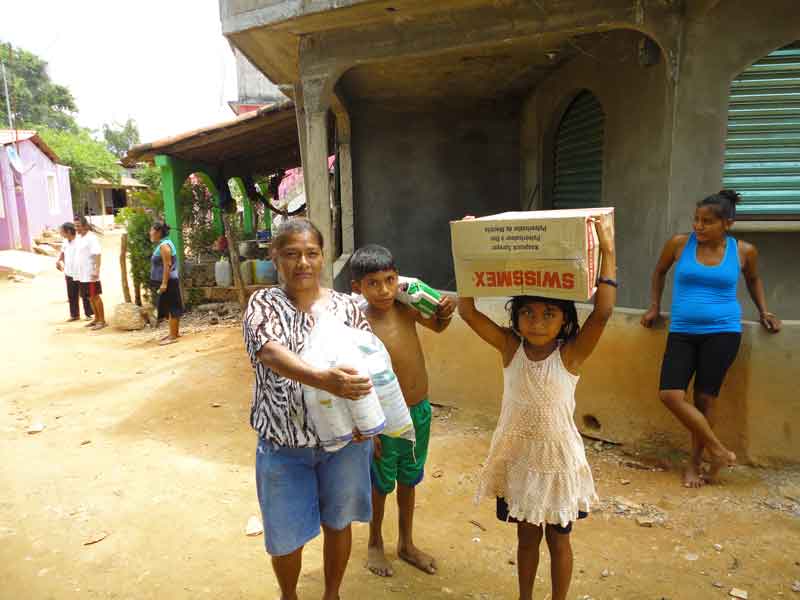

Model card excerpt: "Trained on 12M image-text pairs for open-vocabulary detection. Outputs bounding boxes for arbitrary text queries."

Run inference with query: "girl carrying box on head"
[457,213,616,600]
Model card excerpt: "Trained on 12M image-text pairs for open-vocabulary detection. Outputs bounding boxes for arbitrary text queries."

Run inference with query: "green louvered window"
[552,91,605,209]
[724,42,800,216]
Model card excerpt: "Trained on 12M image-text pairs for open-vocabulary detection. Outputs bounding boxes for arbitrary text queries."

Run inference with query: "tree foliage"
[134,163,161,191]
[37,126,119,192]
[1,42,122,199]
[181,178,218,259]
[0,42,78,131]
[115,207,154,298]
[103,118,140,158]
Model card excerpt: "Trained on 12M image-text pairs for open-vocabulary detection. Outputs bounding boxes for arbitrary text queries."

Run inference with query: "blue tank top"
[670,233,741,334]
[150,239,179,282]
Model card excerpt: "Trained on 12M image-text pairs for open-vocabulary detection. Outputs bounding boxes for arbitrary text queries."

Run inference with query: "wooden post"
[120,233,132,303]
[223,212,247,309]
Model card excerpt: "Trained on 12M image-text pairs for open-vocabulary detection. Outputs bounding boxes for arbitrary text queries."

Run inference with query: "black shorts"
[79,281,102,299]
[659,332,741,397]
[496,497,587,534]
[151,279,184,319]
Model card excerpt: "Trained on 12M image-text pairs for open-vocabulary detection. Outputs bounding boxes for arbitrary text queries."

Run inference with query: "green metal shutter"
[724,42,800,216]
[552,91,605,209]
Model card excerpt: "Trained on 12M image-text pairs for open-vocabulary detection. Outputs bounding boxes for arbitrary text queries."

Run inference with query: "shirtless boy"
[350,244,455,578]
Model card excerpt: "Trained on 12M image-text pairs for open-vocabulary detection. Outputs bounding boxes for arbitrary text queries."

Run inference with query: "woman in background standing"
[75,216,106,331]
[642,190,781,487]
[57,222,93,322]
[149,221,183,345]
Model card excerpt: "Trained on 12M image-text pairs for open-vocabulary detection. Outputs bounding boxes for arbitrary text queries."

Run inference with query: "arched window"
[724,42,800,216]
[552,91,605,209]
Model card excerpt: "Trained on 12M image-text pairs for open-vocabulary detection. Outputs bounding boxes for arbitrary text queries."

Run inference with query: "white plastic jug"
[214,258,233,287]
[240,260,254,286]
[304,386,355,451]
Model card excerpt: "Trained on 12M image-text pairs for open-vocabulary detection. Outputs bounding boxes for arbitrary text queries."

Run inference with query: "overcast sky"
[4,0,238,143]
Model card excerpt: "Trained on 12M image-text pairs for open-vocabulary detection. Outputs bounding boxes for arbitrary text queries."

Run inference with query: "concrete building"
[0,130,73,250]
[76,169,146,229]
[228,48,286,115]
[219,1,800,463]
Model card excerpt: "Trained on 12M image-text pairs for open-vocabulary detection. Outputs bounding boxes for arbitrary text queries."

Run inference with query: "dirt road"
[1,232,799,599]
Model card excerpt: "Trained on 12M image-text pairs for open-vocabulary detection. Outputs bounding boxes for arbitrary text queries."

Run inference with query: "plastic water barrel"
[215,258,233,288]
[240,260,254,286]
[255,260,277,284]
[265,260,277,283]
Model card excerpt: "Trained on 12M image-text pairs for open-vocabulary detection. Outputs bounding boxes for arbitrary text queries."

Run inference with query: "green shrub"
[116,207,154,298]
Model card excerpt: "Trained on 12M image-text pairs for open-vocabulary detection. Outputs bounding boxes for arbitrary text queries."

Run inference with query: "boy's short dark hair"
[350,244,397,281]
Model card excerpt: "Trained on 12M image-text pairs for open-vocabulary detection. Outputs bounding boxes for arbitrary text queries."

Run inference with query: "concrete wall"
[20,142,73,246]
[350,101,521,289]
[517,18,800,320]
[233,48,284,103]
[520,30,673,310]
[0,141,72,250]
[0,153,17,250]
[420,298,800,465]
[666,0,800,319]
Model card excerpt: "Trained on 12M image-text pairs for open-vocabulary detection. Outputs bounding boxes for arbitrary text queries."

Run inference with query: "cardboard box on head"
[450,207,614,301]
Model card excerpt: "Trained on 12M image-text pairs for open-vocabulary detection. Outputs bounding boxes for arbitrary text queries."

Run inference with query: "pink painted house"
[0,130,73,250]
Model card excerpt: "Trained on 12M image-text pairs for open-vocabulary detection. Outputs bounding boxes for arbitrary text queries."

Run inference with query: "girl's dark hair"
[272,218,324,251]
[74,215,103,235]
[151,221,171,238]
[507,295,580,342]
[350,244,397,281]
[60,222,76,236]
[697,189,741,220]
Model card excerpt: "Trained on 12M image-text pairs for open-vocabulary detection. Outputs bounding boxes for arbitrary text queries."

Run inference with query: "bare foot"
[159,337,178,346]
[683,462,705,488]
[90,322,107,331]
[706,448,736,483]
[398,544,437,575]
[367,544,394,577]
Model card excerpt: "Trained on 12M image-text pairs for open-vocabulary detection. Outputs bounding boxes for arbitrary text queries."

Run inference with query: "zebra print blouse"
[243,287,371,447]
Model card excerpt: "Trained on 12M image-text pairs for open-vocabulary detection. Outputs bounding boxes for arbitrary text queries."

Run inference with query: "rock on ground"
[111,303,147,331]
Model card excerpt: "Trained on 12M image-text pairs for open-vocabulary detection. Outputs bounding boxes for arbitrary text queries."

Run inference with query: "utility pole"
[1,59,13,131]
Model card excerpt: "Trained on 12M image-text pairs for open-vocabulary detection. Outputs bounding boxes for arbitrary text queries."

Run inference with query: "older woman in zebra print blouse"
[243,218,373,600]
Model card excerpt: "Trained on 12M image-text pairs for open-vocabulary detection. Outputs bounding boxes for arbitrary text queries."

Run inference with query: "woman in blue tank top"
[149,221,183,345]
[641,190,781,488]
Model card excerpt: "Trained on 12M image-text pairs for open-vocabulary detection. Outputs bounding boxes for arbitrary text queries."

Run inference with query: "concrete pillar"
[293,83,309,188]
[304,109,333,285]
[297,73,335,285]
[332,94,354,259]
